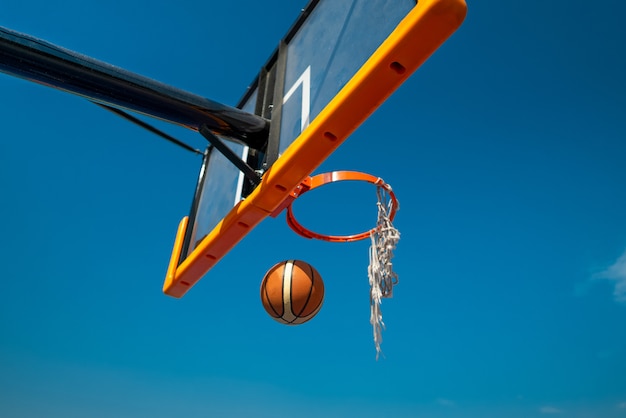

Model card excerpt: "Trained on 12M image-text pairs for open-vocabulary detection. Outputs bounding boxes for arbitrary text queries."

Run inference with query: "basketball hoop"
[284,170,400,359]
[285,171,399,242]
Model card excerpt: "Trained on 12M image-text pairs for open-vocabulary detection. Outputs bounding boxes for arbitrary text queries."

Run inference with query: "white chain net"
[368,185,400,360]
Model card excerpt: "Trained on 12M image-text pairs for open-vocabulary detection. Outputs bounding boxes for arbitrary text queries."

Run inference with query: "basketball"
[260,260,324,325]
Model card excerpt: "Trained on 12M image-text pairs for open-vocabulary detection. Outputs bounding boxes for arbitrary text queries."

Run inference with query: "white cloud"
[594,249,626,303]
[436,398,455,407]
[540,406,563,414]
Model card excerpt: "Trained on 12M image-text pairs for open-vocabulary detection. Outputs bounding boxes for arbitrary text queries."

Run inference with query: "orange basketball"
[260,260,324,325]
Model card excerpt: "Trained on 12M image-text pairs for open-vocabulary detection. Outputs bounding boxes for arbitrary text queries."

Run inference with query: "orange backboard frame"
[164,0,467,298]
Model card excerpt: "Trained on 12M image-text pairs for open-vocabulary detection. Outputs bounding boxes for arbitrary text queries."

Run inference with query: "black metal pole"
[0,26,269,148]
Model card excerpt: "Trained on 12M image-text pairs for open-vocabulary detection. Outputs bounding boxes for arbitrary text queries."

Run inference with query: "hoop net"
[368,185,400,359]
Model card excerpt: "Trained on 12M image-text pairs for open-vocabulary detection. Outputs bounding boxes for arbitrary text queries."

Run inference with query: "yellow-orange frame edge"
[164,0,467,298]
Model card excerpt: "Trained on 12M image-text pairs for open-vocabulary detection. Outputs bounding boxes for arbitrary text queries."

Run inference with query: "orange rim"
[286,171,399,242]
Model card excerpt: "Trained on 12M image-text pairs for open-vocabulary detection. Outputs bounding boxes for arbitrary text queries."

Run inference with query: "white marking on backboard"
[283,65,311,133]
[234,145,250,205]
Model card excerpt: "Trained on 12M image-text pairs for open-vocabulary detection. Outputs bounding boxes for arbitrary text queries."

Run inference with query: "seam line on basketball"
[296,262,315,317]
[263,278,281,318]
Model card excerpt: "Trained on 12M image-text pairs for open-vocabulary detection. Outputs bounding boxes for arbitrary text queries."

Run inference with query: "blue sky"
[1,1,625,417]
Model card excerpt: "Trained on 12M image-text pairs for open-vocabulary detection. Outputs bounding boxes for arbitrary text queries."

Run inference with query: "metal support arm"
[0,26,269,148]
[199,125,261,186]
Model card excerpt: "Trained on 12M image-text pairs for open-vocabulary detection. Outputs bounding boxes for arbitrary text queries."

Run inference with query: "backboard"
[163,0,467,297]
